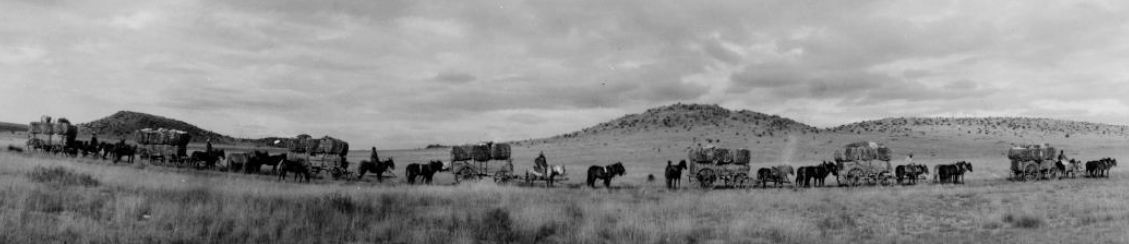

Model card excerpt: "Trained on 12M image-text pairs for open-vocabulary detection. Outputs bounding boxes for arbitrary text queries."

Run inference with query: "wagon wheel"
[733,173,750,188]
[879,173,894,186]
[847,169,864,187]
[493,170,511,184]
[1024,164,1039,181]
[696,169,716,189]
[455,168,480,183]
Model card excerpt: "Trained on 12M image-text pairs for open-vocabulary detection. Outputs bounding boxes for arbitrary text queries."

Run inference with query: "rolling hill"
[78,111,235,143]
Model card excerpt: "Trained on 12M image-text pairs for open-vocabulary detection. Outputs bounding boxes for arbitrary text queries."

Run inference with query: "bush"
[26,166,100,187]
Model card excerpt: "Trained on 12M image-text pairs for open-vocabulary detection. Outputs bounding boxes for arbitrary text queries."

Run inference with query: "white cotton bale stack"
[451,146,473,162]
[491,143,511,160]
[733,149,751,164]
[472,144,491,162]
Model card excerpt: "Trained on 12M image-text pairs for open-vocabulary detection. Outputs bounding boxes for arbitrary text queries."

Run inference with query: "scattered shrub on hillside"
[1003,213,1043,229]
[26,166,100,187]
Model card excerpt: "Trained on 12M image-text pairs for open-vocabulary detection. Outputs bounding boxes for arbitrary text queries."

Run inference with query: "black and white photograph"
[2,0,1128,243]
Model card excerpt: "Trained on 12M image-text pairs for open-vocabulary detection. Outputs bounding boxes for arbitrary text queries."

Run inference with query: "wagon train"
[687,146,752,188]
[834,141,894,186]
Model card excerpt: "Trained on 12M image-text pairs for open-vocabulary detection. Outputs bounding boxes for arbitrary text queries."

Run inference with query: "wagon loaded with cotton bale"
[282,134,352,180]
[135,128,191,166]
[687,146,752,188]
[1006,144,1060,181]
[26,116,78,153]
[833,141,894,186]
[450,142,515,183]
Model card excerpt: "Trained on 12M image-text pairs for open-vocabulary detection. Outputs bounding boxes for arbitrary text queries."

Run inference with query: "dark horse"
[587,162,626,188]
[895,164,929,185]
[190,149,226,170]
[665,160,687,189]
[278,157,311,182]
[934,161,973,184]
[797,161,839,187]
[405,160,444,184]
[247,151,286,174]
[358,157,396,182]
[1086,158,1117,178]
[108,141,136,164]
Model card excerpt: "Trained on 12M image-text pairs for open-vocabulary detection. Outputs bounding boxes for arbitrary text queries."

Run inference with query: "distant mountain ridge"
[0,121,27,132]
[78,111,234,143]
[516,103,1129,146]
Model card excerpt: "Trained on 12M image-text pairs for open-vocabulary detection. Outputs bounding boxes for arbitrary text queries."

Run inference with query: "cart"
[451,143,512,183]
[688,147,752,189]
[26,116,76,154]
[834,142,894,187]
[1007,144,1059,181]
[284,135,352,180]
[135,128,191,166]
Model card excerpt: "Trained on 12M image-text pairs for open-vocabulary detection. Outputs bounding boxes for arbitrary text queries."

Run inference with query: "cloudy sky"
[2,0,1128,148]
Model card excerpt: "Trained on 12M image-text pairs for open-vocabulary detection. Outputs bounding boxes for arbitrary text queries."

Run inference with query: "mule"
[665,160,687,189]
[587,162,626,188]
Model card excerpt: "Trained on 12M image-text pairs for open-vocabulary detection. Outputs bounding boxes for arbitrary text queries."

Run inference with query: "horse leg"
[604,177,612,188]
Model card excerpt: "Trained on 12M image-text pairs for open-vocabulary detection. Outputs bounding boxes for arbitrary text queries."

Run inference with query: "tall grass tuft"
[26,166,100,187]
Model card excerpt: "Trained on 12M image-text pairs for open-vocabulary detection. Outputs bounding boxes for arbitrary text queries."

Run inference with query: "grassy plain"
[3,146,1129,243]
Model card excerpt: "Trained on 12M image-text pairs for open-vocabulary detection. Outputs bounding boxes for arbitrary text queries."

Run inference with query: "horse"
[896,163,928,185]
[277,157,311,182]
[1063,159,1083,178]
[108,142,136,164]
[1086,158,1117,178]
[247,151,286,174]
[358,157,396,182]
[756,165,792,188]
[225,152,251,173]
[586,162,626,188]
[934,161,972,184]
[665,160,687,189]
[405,160,443,184]
[190,149,226,170]
[797,161,838,187]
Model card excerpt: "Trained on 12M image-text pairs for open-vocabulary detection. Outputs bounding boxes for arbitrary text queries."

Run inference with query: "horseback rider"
[370,147,379,163]
[533,152,548,176]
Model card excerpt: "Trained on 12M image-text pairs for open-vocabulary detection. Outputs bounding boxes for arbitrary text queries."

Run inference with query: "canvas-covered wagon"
[688,146,752,188]
[1007,144,1060,181]
[136,128,192,165]
[451,142,513,183]
[282,134,352,179]
[833,141,894,186]
[26,116,78,153]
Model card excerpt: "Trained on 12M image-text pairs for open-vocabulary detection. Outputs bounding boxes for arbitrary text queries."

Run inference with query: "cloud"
[432,72,476,83]
[2,0,1129,148]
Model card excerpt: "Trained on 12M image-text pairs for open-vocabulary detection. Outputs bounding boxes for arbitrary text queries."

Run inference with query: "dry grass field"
[3,106,1129,243]
[2,144,1129,243]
